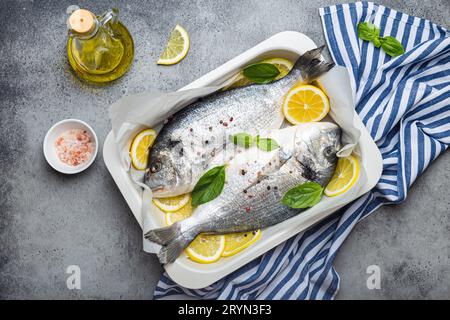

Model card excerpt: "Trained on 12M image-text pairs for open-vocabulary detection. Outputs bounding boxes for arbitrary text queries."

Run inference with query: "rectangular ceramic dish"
[103,31,383,289]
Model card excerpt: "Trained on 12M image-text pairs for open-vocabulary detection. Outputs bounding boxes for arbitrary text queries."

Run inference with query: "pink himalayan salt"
[55,129,94,166]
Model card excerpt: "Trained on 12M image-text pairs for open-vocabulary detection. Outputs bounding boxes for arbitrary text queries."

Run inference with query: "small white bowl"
[43,119,98,174]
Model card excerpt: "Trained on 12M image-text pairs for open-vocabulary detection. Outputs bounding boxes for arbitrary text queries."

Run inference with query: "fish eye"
[150,160,162,173]
[323,146,334,157]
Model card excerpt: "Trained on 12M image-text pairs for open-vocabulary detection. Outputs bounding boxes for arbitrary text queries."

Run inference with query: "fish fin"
[157,235,192,264]
[295,45,335,84]
[144,223,181,245]
[145,222,198,264]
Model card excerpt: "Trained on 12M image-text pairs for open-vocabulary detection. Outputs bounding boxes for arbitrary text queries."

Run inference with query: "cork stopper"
[68,9,95,34]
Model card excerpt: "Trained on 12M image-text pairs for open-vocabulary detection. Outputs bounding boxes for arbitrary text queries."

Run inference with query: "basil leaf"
[357,22,379,42]
[380,36,405,57]
[373,37,381,48]
[357,22,404,57]
[282,182,324,209]
[192,165,226,206]
[255,136,279,151]
[374,28,380,38]
[243,63,280,84]
[230,133,254,148]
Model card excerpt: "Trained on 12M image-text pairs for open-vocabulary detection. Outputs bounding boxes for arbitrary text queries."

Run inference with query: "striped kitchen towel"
[154,1,450,299]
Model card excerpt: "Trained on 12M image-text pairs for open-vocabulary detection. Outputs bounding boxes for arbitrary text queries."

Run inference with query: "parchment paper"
[109,65,362,254]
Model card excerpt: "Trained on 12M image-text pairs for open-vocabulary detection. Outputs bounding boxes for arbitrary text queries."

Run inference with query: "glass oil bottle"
[66,7,134,83]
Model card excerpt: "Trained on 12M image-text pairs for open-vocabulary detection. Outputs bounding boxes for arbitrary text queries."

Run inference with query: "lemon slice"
[185,234,225,264]
[130,128,157,170]
[224,57,294,90]
[222,230,261,257]
[325,155,360,197]
[263,57,294,80]
[153,193,191,213]
[165,198,193,224]
[157,25,190,65]
[282,84,330,124]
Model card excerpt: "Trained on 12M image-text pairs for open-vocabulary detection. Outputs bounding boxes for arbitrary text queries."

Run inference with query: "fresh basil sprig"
[230,133,279,152]
[282,182,324,209]
[357,22,404,57]
[192,165,226,206]
[243,63,280,84]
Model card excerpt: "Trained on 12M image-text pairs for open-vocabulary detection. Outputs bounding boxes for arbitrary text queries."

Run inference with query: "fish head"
[145,139,193,197]
[294,122,341,184]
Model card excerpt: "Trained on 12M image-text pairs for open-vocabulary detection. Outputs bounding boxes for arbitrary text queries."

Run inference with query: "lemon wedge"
[222,230,261,257]
[325,155,360,197]
[282,84,330,124]
[185,234,226,264]
[153,193,191,213]
[157,25,190,65]
[164,197,193,224]
[130,128,156,170]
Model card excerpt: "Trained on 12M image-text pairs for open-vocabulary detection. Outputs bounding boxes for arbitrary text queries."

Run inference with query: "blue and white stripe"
[154,1,450,299]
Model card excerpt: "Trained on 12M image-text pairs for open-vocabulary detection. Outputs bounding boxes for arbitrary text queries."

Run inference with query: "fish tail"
[145,222,198,264]
[295,45,335,84]
[144,223,180,245]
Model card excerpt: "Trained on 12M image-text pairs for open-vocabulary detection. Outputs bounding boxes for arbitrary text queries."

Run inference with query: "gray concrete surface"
[0,0,448,300]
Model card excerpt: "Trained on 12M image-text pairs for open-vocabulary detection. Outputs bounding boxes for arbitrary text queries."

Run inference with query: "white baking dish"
[103,31,383,289]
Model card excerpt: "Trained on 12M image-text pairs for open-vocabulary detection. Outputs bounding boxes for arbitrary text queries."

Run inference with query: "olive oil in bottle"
[66,7,134,83]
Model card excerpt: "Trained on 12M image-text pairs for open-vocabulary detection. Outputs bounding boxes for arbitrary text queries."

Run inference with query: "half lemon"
[157,25,190,65]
